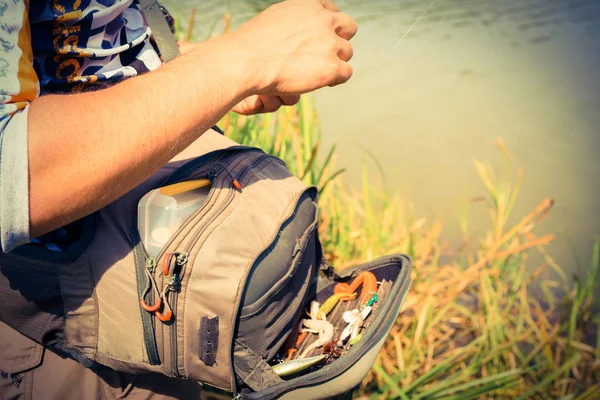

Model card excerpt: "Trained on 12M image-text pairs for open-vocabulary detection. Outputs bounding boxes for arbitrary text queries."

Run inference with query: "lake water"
[163,0,600,284]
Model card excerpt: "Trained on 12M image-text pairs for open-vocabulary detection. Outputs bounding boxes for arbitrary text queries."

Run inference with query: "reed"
[219,97,599,399]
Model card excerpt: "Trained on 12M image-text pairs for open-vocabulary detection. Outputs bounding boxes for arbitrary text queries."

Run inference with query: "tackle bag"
[0,131,412,399]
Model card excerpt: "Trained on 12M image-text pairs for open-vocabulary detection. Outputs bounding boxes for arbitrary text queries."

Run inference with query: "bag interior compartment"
[233,259,406,396]
[290,269,395,361]
[279,263,399,368]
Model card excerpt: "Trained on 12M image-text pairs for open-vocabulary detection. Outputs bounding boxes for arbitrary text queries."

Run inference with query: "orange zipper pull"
[163,252,172,276]
[155,284,174,323]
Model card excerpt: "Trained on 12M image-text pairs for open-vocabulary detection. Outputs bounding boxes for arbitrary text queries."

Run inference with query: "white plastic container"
[138,179,211,257]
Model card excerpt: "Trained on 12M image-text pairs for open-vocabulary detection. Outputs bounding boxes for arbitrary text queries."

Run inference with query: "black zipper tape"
[132,217,161,365]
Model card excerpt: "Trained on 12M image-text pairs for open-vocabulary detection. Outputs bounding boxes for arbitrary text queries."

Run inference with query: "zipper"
[163,146,259,187]
[163,185,235,377]
[180,154,281,256]
[160,153,283,377]
[240,256,412,400]
[133,219,161,365]
[150,151,273,264]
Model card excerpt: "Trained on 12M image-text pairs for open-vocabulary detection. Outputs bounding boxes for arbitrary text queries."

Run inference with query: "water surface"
[164,0,600,283]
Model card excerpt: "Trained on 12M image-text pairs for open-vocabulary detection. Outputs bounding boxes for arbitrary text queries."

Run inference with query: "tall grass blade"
[515,353,582,400]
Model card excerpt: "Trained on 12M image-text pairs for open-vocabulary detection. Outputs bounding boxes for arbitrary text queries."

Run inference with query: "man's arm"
[27,0,357,240]
[28,35,255,238]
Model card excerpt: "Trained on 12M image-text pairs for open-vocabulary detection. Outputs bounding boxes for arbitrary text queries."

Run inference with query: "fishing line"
[380,0,438,66]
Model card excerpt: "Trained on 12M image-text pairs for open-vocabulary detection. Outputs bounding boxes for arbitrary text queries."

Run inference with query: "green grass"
[218,97,599,399]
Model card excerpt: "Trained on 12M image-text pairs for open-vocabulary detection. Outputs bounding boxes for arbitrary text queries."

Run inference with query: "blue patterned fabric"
[0,0,167,252]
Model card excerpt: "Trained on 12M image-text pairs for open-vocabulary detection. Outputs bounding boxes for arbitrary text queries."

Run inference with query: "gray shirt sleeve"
[0,0,37,253]
[0,108,31,252]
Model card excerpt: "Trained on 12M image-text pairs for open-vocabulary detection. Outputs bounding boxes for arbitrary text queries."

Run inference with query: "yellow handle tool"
[158,179,212,196]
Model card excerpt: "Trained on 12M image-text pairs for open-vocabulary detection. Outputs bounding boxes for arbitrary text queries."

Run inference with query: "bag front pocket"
[133,154,235,368]
[133,166,237,370]
[133,149,273,375]
[240,190,319,317]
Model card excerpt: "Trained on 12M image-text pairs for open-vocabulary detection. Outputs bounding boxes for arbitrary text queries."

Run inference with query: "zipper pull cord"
[210,164,242,190]
[163,252,176,276]
[155,281,175,323]
[140,258,162,312]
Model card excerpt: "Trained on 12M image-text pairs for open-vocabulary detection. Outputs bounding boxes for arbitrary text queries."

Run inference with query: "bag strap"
[138,0,181,63]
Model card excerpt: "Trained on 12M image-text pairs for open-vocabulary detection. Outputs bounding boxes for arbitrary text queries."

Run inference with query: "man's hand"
[229,0,358,96]
[182,0,357,115]
[179,41,300,115]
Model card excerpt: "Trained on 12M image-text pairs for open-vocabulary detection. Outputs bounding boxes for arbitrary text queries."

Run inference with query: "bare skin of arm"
[28,0,357,238]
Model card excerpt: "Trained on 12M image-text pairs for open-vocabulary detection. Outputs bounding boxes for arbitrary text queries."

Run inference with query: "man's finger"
[337,39,353,62]
[319,0,339,12]
[279,95,301,106]
[234,95,261,115]
[258,95,283,113]
[329,61,353,87]
[334,12,358,41]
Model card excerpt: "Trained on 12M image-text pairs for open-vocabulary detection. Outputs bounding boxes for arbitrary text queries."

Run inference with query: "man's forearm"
[28,35,258,238]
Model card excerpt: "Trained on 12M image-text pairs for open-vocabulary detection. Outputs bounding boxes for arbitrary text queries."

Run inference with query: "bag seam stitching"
[0,264,59,279]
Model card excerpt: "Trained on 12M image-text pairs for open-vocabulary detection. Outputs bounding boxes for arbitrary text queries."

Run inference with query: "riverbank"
[220,96,599,399]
